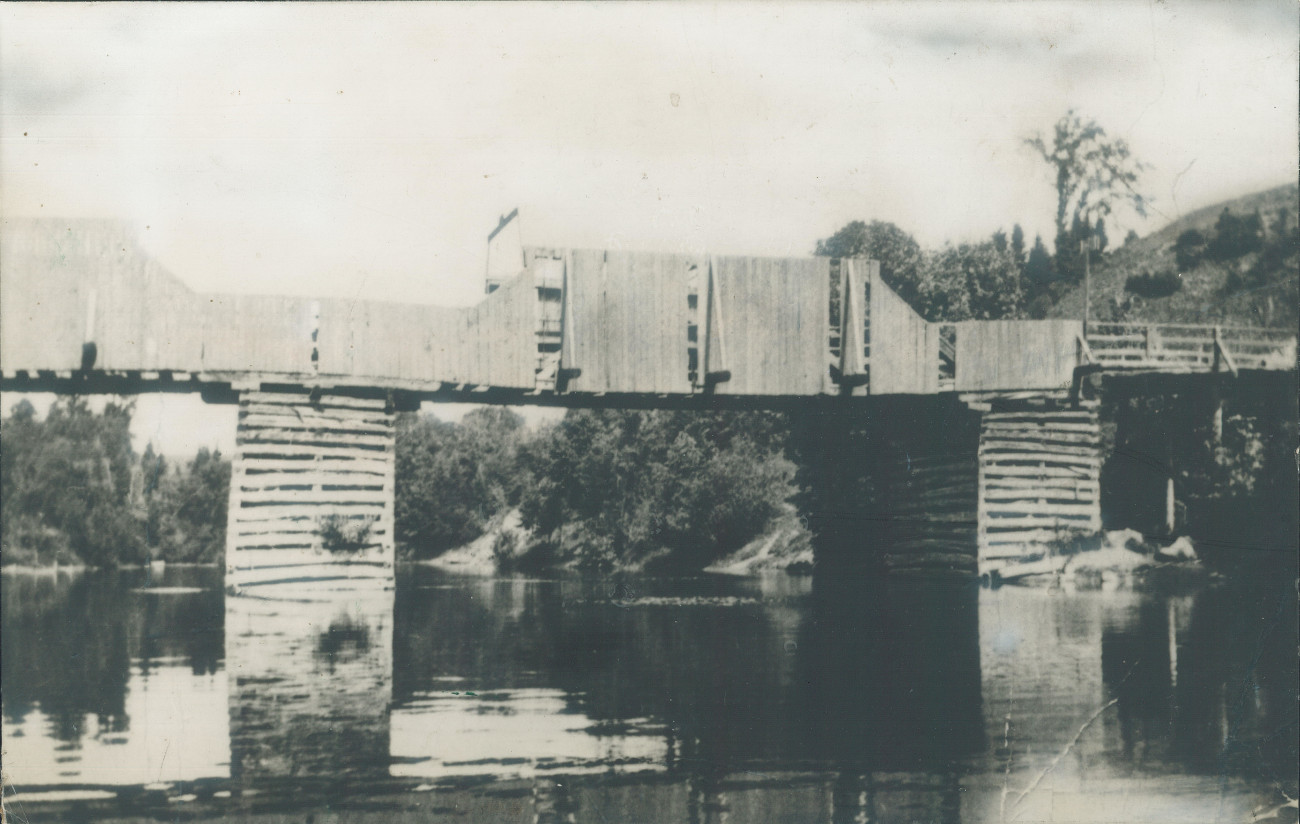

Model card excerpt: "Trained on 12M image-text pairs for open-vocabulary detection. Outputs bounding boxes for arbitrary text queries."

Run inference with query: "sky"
[2,0,1297,455]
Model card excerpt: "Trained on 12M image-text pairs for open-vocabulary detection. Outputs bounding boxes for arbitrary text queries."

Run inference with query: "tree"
[1010,224,1027,268]
[394,407,526,558]
[814,220,925,302]
[1,398,146,566]
[1025,110,1147,269]
[1206,208,1264,261]
[150,448,231,563]
[518,409,794,570]
[916,242,1025,321]
[991,229,1008,254]
[1024,234,1055,286]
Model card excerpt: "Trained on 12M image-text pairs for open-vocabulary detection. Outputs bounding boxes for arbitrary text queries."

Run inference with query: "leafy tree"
[1,398,146,566]
[394,407,526,558]
[518,410,794,570]
[815,220,925,302]
[148,448,230,563]
[1206,208,1264,261]
[1124,229,1140,246]
[916,242,1024,321]
[1094,216,1109,253]
[1010,224,1027,268]
[1025,110,1148,272]
[991,229,1008,254]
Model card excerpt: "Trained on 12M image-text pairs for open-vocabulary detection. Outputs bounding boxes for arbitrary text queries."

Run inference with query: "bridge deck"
[2,220,1294,403]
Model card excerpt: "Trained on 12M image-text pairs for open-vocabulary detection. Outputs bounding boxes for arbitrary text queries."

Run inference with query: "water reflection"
[226,588,392,790]
[2,564,1295,821]
[1,567,226,787]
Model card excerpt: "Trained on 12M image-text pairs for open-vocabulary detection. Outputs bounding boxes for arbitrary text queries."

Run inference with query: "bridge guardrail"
[1085,323,1296,372]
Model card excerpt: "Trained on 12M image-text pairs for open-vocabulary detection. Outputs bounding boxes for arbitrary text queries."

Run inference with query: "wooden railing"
[1085,323,1296,373]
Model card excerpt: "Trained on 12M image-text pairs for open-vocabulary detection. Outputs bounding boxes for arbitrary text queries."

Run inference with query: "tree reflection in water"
[1,561,1295,820]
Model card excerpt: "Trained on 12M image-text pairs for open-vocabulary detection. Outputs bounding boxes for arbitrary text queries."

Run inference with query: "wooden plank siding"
[226,391,395,593]
[317,300,455,383]
[977,405,1102,574]
[463,268,537,389]
[954,320,1082,393]
[868,269,938,395]
[708,255,831,396]
[1,219,99,372]
[201,295,317,375]
[4,220,1293,397]
[565,249,695,394]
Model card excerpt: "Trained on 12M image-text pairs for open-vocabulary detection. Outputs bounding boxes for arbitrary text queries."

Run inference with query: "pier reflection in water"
[1,563,1295,822]
[226,585,393,792]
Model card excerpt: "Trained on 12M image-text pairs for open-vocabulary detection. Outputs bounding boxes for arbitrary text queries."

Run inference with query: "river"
[2,563,1295,823]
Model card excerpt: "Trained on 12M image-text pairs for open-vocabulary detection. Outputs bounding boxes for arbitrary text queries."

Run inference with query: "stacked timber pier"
[226,390,396,593]
[976,402,1102,574]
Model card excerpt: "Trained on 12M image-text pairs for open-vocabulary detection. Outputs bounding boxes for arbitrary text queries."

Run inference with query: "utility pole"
[1081,234,1101,330]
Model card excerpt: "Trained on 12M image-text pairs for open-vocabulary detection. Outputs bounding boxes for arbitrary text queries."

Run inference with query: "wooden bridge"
[2,219,1294,582]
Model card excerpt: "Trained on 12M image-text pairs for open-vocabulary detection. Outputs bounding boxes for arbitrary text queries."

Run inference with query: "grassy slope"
[1048,183,1299,328]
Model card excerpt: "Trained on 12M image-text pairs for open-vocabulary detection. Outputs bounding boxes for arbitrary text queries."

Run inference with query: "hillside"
[1048,183,1299,329]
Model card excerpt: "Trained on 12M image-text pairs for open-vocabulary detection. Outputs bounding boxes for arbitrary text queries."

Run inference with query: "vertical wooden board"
[85,224,166,371]
[0,220,88,371]
[315,298,355,378]
[564,249,689,394]
[923,323,941,394]
[628,252,690,394]
[141,262,203,372]
[477,269,537,388]
[840,260,867,379]
[711,256,828,395]
[565,249,605,391]
[955,320,1082,391]
[868,271,932,395]
[202,295,314,374]
[334,300,441,382]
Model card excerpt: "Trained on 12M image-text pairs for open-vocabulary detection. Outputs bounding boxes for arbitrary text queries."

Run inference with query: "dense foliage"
[1,398,229,567]
[1125,269,1183,299]
[394,406,526,558]
[815,220,925,303]
[516,410,795,571]
[816,222,1027,322]
[1205,208,1265,262]
[915,242,1025,321]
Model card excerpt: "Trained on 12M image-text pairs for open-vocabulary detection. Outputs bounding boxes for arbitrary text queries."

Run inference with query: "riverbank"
[0,561,220,575]
[416,505,815,576]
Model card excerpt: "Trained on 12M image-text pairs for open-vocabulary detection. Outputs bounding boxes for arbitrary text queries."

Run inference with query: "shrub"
[1174,229,1206,270]
[1206,208,1264,261]
[1026,294,1053,319]
[317,515,374,554]
[1125,269,1182,299]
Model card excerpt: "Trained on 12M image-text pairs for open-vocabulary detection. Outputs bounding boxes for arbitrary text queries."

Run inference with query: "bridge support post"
[225,389,396,594]
[977,401,1102,577]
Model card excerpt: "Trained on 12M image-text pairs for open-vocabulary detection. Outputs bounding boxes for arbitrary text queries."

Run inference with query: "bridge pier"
[226,389,396,594]
[797,397,983,577]
[976,401,1102,575]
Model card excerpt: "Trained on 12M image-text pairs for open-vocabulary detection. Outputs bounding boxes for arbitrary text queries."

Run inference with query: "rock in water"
[1158,535,1197,561]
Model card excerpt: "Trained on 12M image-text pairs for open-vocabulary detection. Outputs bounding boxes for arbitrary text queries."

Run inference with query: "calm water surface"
[2,564,1295,823]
